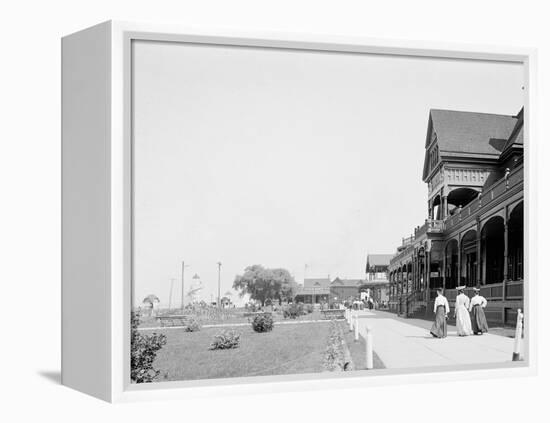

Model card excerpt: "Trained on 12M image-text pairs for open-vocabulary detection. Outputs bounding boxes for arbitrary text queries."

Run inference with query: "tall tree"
[233,265,296,306]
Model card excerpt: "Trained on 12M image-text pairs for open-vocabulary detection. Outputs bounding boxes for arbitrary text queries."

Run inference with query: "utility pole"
[168,278,176,311]
[217,261,222,308]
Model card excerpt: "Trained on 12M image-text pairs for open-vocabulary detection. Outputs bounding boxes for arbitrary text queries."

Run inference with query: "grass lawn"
[153,322,332,381]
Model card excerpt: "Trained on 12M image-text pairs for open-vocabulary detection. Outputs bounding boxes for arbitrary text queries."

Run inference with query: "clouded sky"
[132,40,524,307]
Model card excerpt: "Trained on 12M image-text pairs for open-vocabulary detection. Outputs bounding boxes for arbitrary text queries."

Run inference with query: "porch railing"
[430,280,523,302]
[444,164,523,232]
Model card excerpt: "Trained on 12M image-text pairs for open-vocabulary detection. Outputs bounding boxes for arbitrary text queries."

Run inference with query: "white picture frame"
[61,20,538,403]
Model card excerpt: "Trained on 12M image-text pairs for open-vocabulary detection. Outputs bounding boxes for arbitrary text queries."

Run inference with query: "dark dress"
[471,304,489,334]
[430,305,447,338]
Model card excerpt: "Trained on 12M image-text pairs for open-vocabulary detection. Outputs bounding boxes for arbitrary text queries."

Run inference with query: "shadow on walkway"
[37,370,61,384]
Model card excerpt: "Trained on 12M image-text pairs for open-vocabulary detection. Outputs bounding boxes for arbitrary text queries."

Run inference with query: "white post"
[512,308,523,361]
[354,314,359,342]
[365,326,373,369]
[349,309,354,332]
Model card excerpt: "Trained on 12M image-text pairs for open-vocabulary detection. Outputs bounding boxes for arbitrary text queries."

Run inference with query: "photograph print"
[130,40,526,384]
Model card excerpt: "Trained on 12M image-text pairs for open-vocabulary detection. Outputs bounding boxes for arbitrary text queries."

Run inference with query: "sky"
[132,40,524,307]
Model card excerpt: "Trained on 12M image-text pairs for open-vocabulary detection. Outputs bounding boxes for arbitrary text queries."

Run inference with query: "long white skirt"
[455,305,473,336]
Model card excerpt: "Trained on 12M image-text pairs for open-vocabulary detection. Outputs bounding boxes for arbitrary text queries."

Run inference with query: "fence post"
[349,309,354,332]
[512,308,524,361]
[354,314,359,342]
[365,325,373,369]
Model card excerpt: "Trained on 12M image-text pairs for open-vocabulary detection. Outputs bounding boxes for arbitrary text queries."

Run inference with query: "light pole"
[217,261,222,308]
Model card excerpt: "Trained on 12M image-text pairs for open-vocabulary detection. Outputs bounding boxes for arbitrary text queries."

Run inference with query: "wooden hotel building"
[387,108,524,325]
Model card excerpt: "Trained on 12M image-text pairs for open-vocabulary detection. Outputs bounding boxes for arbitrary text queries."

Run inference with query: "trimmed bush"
[209,329,241,350]
[251,313,274,332]
[283,303,303,319]
[184,317,201,332]
[305,304,314,314]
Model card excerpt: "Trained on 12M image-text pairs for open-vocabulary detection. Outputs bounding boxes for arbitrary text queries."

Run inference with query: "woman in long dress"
[469,287,489,335]
[430,288,449,338]
[454,286,473,336]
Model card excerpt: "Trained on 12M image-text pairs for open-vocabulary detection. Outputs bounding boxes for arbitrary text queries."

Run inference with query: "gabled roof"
[331,277,364,287]
[366,254,393,268]
[430,109,518,155]
[423,109,519,180]
[303,278,331,289]
[500,108,524,158]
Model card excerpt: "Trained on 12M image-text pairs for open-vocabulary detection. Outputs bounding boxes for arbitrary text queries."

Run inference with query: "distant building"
[295,277,364,305]
[294,278,331,304]
[362,254,393,304]
[330,278,364,303]
[388,108,524,325]
[294,257,392,306]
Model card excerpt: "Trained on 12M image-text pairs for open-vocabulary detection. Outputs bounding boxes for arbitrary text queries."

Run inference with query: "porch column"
[416,256,420,292]
[412,256,416,292]
[442,196,448,219]
[503,219,509,301]
[442,248,447,290]
[457,234,462,287]
[476,219,481,287]
[407,264,411,293]
[416,257,419,292]
[426,250,431,300]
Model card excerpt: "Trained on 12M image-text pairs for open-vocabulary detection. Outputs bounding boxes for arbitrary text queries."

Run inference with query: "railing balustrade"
[426,280,523,302]
[444,165,523,232]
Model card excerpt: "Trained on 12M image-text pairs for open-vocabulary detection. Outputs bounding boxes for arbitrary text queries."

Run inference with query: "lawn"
[152,322,332,381]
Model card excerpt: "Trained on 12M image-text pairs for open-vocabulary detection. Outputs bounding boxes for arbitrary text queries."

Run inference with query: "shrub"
[209,329,241,350]
[283,303,303,319]
[131,312,167,383]
[252,313,274,332]
[323,321,349,371]
[184,317,201,332]
[305,304,314,314]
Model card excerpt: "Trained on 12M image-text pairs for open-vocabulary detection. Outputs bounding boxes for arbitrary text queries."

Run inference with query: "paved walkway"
[138,318,334,331]
[354,310,514,369]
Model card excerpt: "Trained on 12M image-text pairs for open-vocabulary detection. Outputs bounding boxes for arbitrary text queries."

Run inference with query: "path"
[138,318,335,331]
[354,309,514,369]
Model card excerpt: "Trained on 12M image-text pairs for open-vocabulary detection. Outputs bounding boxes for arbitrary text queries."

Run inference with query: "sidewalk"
[139,318,334,331]
[355,310,515,369]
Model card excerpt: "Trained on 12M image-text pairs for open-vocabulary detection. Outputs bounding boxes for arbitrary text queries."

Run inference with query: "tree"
[233,265,297,306]
[142,294,160,306]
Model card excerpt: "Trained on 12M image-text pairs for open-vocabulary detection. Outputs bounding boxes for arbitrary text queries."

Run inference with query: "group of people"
[430,285,489,338]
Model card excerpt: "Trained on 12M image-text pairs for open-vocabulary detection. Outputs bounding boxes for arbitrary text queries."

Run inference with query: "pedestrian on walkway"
[430,288,449,338]
[469,287,489,335]
[455,286,473,336]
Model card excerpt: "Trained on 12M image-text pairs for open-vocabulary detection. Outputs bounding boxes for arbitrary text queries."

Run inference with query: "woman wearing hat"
[430,288,449,338]
[469,288,489,335]
[454,286,473,336]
